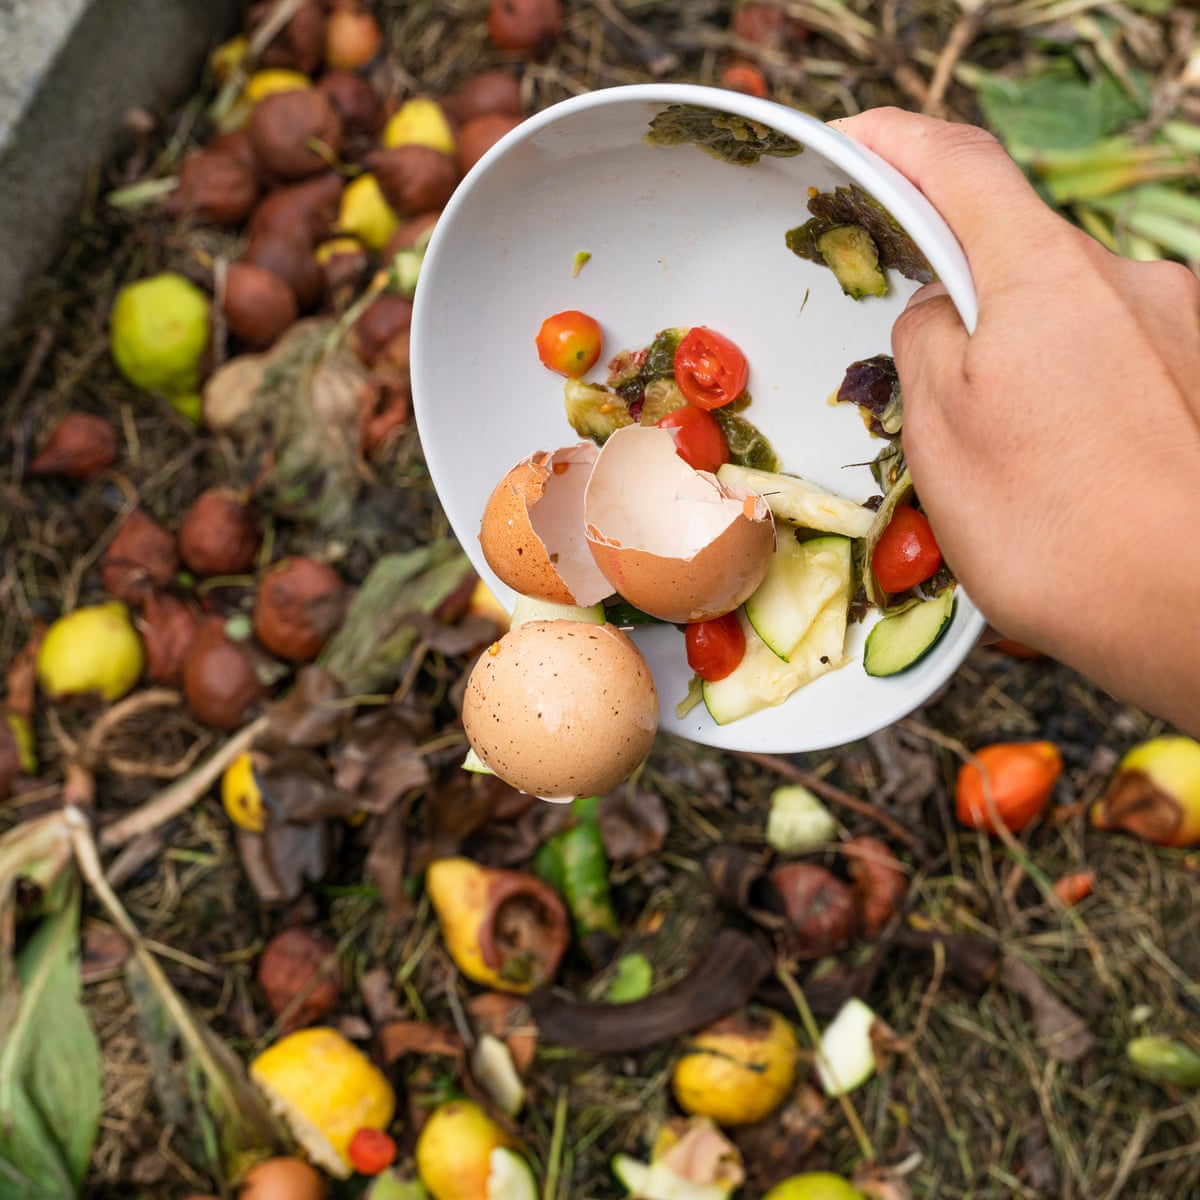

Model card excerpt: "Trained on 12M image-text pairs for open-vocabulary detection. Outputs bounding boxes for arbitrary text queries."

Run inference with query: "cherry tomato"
[535,310,603,377]
[673,326,749,410]
[686,612,746,682]
[656,405,730,475]
[347,1127,397,1176]
[871,504,942,593]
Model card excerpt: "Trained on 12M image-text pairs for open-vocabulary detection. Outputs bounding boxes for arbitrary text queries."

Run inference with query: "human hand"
[833,107,1200,736]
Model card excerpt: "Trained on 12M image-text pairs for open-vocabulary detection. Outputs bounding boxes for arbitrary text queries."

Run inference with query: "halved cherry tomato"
[347,1127,397,1175]
[535,310,603,377]
[673,326,749,410]
[686,612,746,682]
[871,504,942,593]
[656,404,730,475]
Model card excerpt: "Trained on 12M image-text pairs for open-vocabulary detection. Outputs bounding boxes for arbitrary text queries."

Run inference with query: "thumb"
[891,281,969,395]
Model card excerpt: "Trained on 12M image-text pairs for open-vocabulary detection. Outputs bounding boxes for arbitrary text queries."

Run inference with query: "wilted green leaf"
[0,815,100,1200]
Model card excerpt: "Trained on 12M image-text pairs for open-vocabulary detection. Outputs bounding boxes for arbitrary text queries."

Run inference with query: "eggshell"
[478,443,612,606]
[463,619,658,799]
[584,424,775,623]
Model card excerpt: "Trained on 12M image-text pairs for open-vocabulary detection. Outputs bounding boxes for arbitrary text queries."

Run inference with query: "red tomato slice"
[871,504,942,593]
[655,404,730,475]
[535,310,603,377]
[673,326,749,410]
[686,612,746,682]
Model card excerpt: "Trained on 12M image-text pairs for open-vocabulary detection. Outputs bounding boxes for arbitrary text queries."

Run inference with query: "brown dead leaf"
[262,665,351,748]
[364,797,416,926]
[377,1019,464,1066]
[331,706,430,815]
[732,1084,827,1196]
[597,786,669,861]
[80,921,132,982]
[1003,954,1095,1063]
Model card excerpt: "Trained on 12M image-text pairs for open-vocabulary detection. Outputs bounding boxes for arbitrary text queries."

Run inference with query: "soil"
[1,3,1199,1200]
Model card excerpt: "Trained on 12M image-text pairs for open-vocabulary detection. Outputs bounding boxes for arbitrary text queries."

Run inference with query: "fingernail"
[904,281,949,310]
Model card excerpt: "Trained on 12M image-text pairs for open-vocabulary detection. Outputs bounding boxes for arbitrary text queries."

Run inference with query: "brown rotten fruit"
[253,556,348,663]
[456,113,523,174]
[164,145,260,228]
[443,69,524,124]
[249,89,343,180]
[242,233,325,312]
[177,487,260,577]
[257,926,341,1032]
[101,508,180,604]
[316,69,383,138]
[182,620,268,729]
[222,261,299,348]
[250,173,345,245]
[365,145,459,218]
[487,0,563,53]
[27,412,118,480]
[324,2,383,71]
[770,860,857,959]
[248,0,326,74]
[139,591,200,686]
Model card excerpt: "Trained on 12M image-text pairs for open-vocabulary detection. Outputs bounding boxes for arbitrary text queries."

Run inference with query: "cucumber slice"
[486,1148,538,1200]
[462,747,495,775]
[862,588,955,677]
[816,997,878,1096]
[717,464,875,538]
[702,600,849,726]
[745,534,852,661]
[510,593,605,627]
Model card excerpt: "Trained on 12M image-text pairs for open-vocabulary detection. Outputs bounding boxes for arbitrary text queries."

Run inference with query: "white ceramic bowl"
[411,82,984,755]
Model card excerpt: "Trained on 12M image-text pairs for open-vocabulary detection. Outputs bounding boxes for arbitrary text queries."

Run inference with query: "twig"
[923,7,987,117]
[735,750,923,855]
[98,715,269,849]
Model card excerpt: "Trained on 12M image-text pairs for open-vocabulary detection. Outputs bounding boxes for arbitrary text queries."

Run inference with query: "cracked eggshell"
[478,443,613,606]
[462,619,658,800]
[584,424,776,624]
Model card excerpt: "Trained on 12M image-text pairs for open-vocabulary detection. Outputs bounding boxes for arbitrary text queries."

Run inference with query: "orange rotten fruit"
[955,740,1063,834]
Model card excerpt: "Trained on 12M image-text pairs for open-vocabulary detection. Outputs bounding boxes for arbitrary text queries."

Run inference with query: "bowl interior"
[412,83,984,754]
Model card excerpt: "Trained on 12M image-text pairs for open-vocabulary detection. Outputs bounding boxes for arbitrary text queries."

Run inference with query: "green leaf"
[606,953,654,1003]
[976,60,1146,155]
[0,817,101,1200]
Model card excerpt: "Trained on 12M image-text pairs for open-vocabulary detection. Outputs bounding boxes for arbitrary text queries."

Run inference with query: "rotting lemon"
[249,1026,395,1179]
[110,272,211,403]
[36,602,145,702]
[382,97,456,155]
[336,174,400,252]
[415,1099,536,1200]
[762,1173,867,1200]
[243,68,313,104]
[221,751,266,832]
[671,1006,799,1126]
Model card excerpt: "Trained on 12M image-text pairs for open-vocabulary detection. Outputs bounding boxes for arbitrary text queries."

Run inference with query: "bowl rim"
[428,81,978,331]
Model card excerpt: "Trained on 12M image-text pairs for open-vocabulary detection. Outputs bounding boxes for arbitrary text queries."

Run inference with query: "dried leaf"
[333,707,430,815]
[597,787,669,861]
[1004,955,1095,1063]
[365,799,415,926]
[261,665,352,749]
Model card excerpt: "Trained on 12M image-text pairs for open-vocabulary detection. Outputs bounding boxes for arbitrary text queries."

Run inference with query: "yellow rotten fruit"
[1091,735,1200,848]
[249,1026,395,1179]
[37,602,144,702]
[337,174,401,252]
[425,857,570,995]
[5,712,36,775]
[671,1007,799,1126]
[243,68,313,104]
[383,97,456,155]
[415,1099,536,1200]
[221,752,266,832]
[110,272,211,402]
[762,1174,867,1200]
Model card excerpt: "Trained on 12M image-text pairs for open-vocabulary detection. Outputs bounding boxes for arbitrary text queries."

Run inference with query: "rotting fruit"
[249,1026,395,1179]
[415,1098,537,1200]
[1091,735,1200,848]
[222,751,267,831]
[670,1006,799,1126]
[761,1173,867,1200]
[109,272,211,407]
[955,740,1063,834]
[37,601,145,702]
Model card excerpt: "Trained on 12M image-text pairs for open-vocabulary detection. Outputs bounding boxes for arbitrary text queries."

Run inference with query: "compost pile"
[1,2,1199,1199]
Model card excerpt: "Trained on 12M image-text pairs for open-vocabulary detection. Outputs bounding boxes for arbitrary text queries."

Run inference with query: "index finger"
[830,107,1063,293]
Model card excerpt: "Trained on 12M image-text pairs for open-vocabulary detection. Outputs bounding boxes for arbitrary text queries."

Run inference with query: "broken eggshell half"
[478,442,612,607]
[584,424,776,624]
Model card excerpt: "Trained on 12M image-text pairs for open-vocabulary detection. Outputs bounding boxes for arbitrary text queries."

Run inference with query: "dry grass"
[2,2,1199,1198]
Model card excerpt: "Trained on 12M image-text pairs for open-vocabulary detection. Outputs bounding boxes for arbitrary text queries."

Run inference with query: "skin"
[832,107,1200,737]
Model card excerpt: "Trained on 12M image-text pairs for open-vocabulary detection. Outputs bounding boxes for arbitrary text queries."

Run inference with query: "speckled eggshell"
[584,424,776,624]
[478,444,610,605]
[462,618,658,799]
